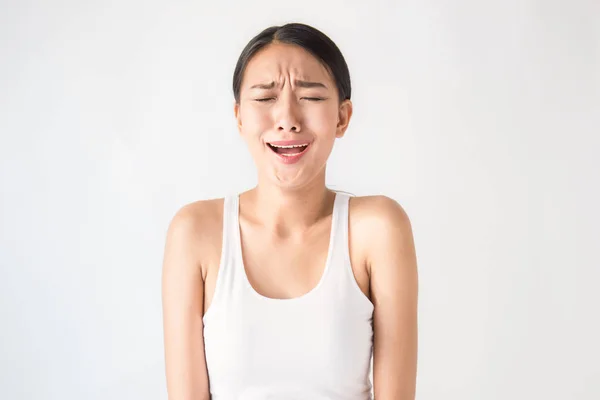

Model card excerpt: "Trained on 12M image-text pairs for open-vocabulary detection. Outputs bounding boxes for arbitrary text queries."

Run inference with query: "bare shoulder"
[349,194,410,220]
[169,198,223,230]
[348,195,413,236]
[348,195,415,271]
[163,198,224,276]
[166,198,223,242]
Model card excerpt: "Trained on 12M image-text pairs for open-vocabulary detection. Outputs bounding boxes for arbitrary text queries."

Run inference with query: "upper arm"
[366,196,419,400]
[161,206,211,400]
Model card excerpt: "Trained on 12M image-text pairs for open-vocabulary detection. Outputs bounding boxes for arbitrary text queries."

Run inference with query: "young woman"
[162,22,419,400]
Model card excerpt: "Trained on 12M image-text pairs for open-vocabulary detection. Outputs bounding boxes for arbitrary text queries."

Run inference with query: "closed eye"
[254,97,326,102]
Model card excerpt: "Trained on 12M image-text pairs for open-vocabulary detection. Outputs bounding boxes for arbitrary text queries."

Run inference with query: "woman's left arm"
[367,196,419,400]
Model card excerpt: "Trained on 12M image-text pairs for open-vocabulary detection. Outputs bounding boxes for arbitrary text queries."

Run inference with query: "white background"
[1,0,599,399]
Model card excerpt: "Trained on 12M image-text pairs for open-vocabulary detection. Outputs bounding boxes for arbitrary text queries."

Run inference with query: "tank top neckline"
[232,192,341,302]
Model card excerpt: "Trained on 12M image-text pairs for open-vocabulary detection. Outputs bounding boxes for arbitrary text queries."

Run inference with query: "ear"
[234,101,242,134]
[335,99,353,138]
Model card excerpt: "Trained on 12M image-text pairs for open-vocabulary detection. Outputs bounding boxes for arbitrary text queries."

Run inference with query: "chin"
[271,166,326,191]
[271,173,308,189]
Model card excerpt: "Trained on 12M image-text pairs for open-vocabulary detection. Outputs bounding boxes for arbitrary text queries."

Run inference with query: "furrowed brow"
[294,80,327,89]
[249,80,327,90]
[249,82,276,90]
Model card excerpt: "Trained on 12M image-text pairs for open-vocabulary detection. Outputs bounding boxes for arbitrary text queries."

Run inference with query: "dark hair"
[232,23,351,104]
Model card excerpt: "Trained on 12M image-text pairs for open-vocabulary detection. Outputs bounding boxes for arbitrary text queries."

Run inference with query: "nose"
[275,96,301,133]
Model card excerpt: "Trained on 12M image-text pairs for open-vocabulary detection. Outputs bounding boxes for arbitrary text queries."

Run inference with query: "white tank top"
[203,192,374,399]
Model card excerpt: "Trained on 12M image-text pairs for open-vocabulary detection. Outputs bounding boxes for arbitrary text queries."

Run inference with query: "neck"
[240,174,335,237]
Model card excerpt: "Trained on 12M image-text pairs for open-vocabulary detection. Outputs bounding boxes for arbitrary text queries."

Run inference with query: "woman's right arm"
[162,206,211,400]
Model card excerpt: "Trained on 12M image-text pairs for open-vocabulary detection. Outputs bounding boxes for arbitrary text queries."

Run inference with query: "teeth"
[270,144,308,148]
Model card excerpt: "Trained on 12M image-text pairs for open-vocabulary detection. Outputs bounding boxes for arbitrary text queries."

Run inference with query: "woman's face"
[235,42,352,190]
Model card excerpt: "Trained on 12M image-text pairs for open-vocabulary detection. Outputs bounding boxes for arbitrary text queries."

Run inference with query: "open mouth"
[266,142,310,157]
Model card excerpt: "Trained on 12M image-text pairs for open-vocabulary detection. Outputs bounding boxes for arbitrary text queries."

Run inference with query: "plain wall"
[1,0,599,398]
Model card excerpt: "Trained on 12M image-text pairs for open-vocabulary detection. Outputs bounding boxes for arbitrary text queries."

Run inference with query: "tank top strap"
[222,193,246,282]
[220,194,237,265]
[322,192,373,312]
[203,194,242,323]
[324,192,352,279]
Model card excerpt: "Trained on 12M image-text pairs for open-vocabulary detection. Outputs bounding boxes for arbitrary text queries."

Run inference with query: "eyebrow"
[249,80,327,89]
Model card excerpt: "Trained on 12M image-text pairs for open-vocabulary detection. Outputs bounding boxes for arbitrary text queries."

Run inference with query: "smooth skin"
[162,42,419,400]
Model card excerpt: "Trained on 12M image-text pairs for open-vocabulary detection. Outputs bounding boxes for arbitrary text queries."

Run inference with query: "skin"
[162,42,419,399]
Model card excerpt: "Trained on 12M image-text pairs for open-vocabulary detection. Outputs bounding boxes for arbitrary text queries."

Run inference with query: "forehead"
[241,43,333,88]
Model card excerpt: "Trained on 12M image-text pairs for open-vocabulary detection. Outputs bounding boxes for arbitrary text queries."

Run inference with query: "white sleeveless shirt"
[202,192,374,399]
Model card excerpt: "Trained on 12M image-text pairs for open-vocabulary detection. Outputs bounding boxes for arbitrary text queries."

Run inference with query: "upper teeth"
[270,144,308,148]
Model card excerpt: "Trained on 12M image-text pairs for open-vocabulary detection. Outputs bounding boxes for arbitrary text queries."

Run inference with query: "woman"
[162,22,419,400]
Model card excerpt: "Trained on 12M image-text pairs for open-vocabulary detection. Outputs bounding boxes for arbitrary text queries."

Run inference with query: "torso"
[197,191,373,314]
[165,190,414,399]
[197,191,376,398]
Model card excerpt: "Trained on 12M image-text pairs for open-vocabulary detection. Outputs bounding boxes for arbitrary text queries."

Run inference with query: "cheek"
[303,105,338,133]
[240,107,271,134]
